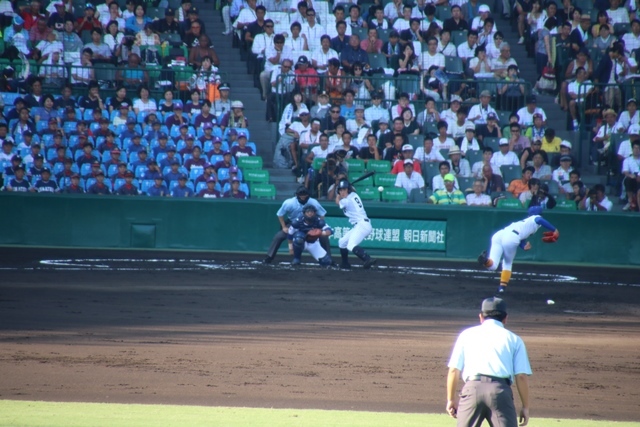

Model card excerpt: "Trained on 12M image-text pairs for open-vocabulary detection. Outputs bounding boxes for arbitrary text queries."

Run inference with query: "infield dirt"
[0,248,639,422]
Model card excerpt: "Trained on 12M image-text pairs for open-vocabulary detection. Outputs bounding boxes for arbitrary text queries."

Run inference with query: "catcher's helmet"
[303,205,317,214]
[337,179,350,191]
[302,204,317,222]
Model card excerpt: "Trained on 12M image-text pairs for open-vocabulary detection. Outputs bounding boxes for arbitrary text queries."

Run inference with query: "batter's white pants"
[339,220,373,251]
[488,228,521,272]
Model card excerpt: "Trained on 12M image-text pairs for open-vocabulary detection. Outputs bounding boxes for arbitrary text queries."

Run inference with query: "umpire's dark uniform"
[446,297,532,427]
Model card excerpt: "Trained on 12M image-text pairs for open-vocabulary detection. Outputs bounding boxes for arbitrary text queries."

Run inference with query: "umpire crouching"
[263,186,330,263]
[446,297,532,427]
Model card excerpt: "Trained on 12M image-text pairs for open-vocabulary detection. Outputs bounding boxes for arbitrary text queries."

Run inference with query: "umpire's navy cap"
[481,297,507,314]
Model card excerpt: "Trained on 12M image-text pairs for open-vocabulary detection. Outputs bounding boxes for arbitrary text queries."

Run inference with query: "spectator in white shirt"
[621,19,640,55]
[420,36,445,71]
[285,21,308,51]
[70,48,95,86]
[466,179,493,206]
[392,5,413,32]
[615,98,640,132]
[581,184,613,211]
[491,42,518,78]
[301,8,326,52]
[472,147,503,178]
[491,138,520,168]
[364,92,390,124]
[260,34,293,100]
[432,160,460,191]
[312,35,339,73]
[468,90,497,125]
[384,0,404,22]
[552,155,574,194]
[434,120,457,150]
[414,135,446,163]
[395,159,425,196]
[457,30,479,67]
[607,0,630,26]
[252,19,275,59]
[517,95,547,127]
[471,4,495,32]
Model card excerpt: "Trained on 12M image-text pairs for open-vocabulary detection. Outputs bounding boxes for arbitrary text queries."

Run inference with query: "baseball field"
[1,248,639,426]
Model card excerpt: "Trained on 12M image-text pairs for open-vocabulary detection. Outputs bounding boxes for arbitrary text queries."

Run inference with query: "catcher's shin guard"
[319,254,333,266]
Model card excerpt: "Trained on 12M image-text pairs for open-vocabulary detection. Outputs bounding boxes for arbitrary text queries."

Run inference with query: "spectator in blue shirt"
[170,175,194,197]
[147,176,169,196]
[340,34,370,74]
[4,166,31,192]
[31,168,60,193]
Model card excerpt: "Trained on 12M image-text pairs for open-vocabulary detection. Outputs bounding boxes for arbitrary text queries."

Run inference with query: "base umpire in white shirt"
[446,297,532,426]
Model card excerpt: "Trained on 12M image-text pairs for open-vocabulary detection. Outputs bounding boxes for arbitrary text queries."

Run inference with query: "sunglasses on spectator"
[307,13,315,16]
[331,110,340,113]
[265,24,273,28]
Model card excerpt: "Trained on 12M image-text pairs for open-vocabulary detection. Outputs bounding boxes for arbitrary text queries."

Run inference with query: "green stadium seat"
[422,162,440,186]
[237,156,263,170]
[466,149,483,165]
[382,187,407,202]
[374,173,396,188]
[346,158,365,173]
[312,156,326,170]
[357,186,379,201]
[501,165,522,186]
[555,199,577,211]
[350,173,374,187]
[250,183,276,199]
[457,177,475,192]
[366,159,391,173]
[497,198,523,209]
[244,169,270,184]
[409,187,430,203]
[483,137,500,152]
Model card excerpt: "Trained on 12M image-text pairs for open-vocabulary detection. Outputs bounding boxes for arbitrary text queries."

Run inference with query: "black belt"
[511,230,519,235]
[363,219,369,222]
[467,375,512,386]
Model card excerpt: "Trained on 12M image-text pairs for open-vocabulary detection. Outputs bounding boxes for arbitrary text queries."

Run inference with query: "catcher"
[478,206,560,296]
[287,205,335,267]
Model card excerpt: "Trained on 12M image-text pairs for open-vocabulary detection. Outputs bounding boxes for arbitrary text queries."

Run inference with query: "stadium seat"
[409,187,429,203]
[244,169,270,184]
[189,166,204,180]
[501,165,522,185]
[374,173,396,188]
[555,199,577,211]
[345,158,365,173]
[422,162,440,186]
[312,156,326,170]
[382,187,407,202]
[366,159,391,173]
[483,137,500,152]
[466,149,482,165]
[237,156,263,170]
[250,183,276,199]
[496,198,523,209]
[134,165,148,178]
[350,173,374,187]
[457,177,475,192]
[358,186,379,201]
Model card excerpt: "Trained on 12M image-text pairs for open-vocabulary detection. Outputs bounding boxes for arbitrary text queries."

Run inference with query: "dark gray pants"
[456,376,517,427]
[266,231,331,260]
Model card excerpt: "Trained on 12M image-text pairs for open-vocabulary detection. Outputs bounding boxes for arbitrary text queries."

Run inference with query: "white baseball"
[547,299,555,305]
[378,186,384,192]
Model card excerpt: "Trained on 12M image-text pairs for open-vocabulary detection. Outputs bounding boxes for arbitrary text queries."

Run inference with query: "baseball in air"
[547,299,555,305]
[378,186,384,192]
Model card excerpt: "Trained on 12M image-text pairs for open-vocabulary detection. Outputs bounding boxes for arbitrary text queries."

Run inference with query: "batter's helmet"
[337,179,350,191]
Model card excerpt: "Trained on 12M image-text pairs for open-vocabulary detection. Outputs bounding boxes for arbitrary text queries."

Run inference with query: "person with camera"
[116,34,141,65]
[75,3,102,33]
[580,184,612,211]
[529,182,556,210]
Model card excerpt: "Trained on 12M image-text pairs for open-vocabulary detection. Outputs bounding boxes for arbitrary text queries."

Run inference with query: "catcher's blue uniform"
[288,214,333,266]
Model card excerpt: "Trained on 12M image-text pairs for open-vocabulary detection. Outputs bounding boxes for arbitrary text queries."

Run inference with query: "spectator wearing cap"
[164,160,184,184]
[391,144,422,174]
[131,150,150,169]
[231,131,256,161]
[115,170,139,196]
[523,112,545,143]
[3,154,23,179]
[195,163,217,185]
[198,177,221,198]
[142,161,162,180]
[31,167,60,193]
[154,6,180,34]
[61,173,84,194]
[394,158,425,196]
[223,178,247,199]
[429,173,466,204]
[204,137,224,158]
[165,104,188,129]
[160,147,181,169]
[75,3,101,33]
[448,145,471,178]
[471,4,494,32]
[127,133,147,154]
[213,151,234,172]
[552,154,574,194]
[212,83,232,118]
[50,147,71,169]
[294,55,319,96]
[491,138,519,168]
[146,175,168,197]
[112,162,129,181]
[104,149,124,170]
[551,140,577,168]
[540,128,561,153]
[468,90,497,125]
[171,174,194,197]
[219,100,249,131]
[87,171,111,195]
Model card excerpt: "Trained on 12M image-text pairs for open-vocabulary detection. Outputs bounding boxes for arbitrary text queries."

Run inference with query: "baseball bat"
[350,171,375,186]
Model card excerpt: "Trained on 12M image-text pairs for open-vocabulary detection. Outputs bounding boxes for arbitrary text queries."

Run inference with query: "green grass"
[2,401,639,427]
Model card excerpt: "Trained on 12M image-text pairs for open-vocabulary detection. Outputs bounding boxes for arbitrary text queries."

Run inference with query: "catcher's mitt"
[542,230,559,243]
[306,228,323,242]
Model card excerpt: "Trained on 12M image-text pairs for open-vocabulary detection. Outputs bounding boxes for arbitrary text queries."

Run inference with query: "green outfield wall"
[0,193,638,266]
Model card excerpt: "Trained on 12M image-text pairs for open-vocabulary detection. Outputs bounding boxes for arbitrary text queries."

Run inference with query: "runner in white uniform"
[335,179,377,269]
[478,206,559,295]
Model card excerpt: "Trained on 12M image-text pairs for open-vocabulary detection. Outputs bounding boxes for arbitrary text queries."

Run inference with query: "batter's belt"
[466,374,512,386]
